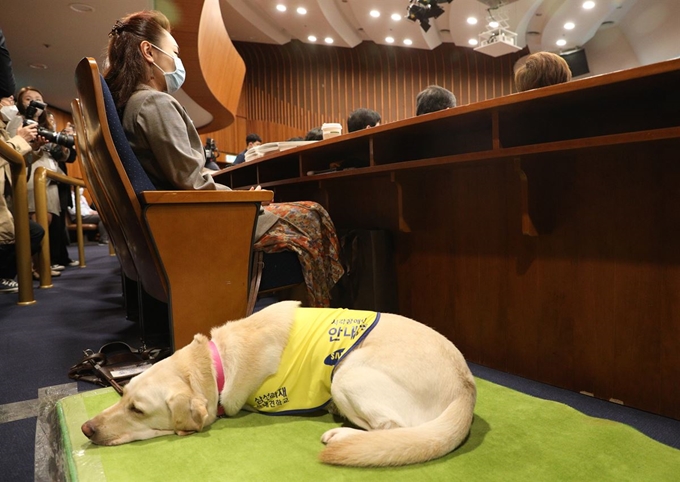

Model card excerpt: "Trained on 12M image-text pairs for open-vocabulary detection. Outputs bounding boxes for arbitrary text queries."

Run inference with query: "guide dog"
[81,301,476,467]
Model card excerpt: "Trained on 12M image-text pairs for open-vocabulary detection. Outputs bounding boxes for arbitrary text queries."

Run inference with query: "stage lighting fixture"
[406,0,453,33]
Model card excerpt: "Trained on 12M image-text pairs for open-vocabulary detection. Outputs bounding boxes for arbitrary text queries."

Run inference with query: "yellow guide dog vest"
[246,308,381,414]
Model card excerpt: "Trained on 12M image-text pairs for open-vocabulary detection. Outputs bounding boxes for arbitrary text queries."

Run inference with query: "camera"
[204,137,220,170]
[23,100,76,149]
[204,138,219,163]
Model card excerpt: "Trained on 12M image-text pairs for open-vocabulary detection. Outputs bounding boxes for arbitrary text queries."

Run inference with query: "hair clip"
[109,20,126,38]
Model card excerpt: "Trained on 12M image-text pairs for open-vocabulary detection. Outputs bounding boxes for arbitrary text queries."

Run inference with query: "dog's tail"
[319,383,476,467]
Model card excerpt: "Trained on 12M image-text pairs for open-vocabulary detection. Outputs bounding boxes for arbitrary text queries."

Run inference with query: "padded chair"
[75,57,273,349]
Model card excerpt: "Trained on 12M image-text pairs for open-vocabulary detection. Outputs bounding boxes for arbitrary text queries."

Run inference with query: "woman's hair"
[514,52,572,92]
[16,86,52,128]
[104,10,172,108]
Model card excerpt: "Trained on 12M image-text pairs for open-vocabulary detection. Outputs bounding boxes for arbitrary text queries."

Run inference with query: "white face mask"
[151,44,186,94]
[0,104,19,122]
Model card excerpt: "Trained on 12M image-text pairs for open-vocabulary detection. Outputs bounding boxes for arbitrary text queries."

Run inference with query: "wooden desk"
[214,59,680,420]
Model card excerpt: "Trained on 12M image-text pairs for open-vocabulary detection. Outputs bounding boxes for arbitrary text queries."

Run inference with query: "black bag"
[68,342,170,395]
[333,229,399,313]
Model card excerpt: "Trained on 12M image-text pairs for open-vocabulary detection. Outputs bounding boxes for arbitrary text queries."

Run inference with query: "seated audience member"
[286,136,304,142]
[304,127,323,141]
[514,51,572,92]
[68,187,109,245]
[105,10,343,306]
[347,108,380,133]
[416,85,457,116]
[232,133,262,165]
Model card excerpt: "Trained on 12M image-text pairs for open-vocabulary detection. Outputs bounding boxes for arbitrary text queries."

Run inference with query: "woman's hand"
[0,96,14,107]
[17,123,38,143]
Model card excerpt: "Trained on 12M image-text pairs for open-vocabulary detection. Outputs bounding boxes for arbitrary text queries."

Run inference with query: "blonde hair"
[515,52,572,92]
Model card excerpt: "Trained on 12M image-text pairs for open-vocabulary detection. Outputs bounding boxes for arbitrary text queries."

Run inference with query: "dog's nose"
[81,421,96,439]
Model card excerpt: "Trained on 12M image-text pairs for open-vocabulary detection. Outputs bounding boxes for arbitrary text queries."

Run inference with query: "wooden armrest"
[140,190,274,204]
[43,169,86,187]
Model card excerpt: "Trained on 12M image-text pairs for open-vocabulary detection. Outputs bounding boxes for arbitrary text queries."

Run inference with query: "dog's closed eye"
[129,404,144,415]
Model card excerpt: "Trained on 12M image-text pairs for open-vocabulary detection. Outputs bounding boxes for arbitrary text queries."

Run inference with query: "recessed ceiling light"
[582,1,595,9]
[489,21,499,28]
[403,38,413,45]
[276,4,286,12]
[296,7,307,15]
[468,38,478,46]
[370,10,380,18]
[556,39,567,46]
[391,13,401,21]
[69,3,95,13]
[564,22,575,30]
[385,36,395,44]
[467,17,478,25]
[308,35,317,42]
[324,37,334,44]
[29,63,48,69]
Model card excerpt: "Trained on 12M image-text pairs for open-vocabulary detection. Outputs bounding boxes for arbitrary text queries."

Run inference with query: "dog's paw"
[320,427,359,445]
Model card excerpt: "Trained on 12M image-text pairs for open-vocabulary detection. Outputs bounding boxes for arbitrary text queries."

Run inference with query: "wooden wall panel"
[203,41,525,153]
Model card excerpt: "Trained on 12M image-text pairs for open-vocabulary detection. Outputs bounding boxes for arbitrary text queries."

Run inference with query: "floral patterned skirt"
[254,201,344,307]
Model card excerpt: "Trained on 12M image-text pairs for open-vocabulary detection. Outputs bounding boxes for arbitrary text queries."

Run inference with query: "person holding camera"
[17,86,77,274]
[0,31,45,292]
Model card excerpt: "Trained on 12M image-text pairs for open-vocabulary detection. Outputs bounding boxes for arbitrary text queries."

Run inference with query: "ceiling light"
[467,17,478,25]
[69,3,95,13]
[296,7,307,15]
[556,39,567,46]
[468,38,478,46]
[403,38,413,45]
[370,10,380,18]
[276,4,286,12]
[489,21,499,28]
[564,22,575,30]
[582,1,595,9]
[391,13,401,21]
[385,36,395,43]
[308,35,317,42]
[29,63,48,69]
[324,37,333,44]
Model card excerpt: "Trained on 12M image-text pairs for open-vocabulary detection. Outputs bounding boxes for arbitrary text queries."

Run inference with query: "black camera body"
[23,100,76,149]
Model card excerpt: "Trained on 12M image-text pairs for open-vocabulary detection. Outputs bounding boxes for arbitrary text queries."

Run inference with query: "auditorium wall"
[202,40,527,155]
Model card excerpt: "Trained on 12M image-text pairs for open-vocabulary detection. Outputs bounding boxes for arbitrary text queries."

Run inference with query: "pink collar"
[208,341,225,415]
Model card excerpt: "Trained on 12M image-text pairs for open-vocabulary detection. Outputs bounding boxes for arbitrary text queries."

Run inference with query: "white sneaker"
[67,260,80,267]
[51,264,66,271]
[0,278,19,293]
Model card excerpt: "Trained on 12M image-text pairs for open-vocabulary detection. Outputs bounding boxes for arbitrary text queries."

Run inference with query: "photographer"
[0,31,45,292]
[17,86,77,273]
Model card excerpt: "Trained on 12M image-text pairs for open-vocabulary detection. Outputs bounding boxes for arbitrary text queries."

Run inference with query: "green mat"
[57,378,680,481]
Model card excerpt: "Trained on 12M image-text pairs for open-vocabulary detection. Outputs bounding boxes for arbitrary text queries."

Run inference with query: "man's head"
[514,52,572,92]
[347,108,381,133]
[415,85,457,116]
[245,133,262,150]
[304,127,323,141]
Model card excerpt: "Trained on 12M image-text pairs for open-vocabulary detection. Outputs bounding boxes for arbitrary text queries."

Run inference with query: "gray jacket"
[122,85,277,240]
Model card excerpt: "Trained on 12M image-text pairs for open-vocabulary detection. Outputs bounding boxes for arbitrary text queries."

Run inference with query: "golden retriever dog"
[81,301,476,467]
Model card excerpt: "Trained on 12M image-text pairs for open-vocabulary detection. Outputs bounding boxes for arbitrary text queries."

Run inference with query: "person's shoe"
[51,264,66,271]
[0,278,19,293]
[67,260,80,267]
[98,240,109,246]
[33,270,60,280]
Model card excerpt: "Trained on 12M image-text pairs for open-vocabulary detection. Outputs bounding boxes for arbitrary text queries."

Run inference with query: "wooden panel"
[203,41,525,152]
[167,0,245,132]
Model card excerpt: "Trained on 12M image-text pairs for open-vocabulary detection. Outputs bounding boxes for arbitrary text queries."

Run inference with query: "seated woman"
[104,10,343,307]
[514,51,572,92]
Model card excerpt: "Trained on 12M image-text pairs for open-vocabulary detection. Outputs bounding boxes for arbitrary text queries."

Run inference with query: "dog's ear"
[166,392,209,436]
